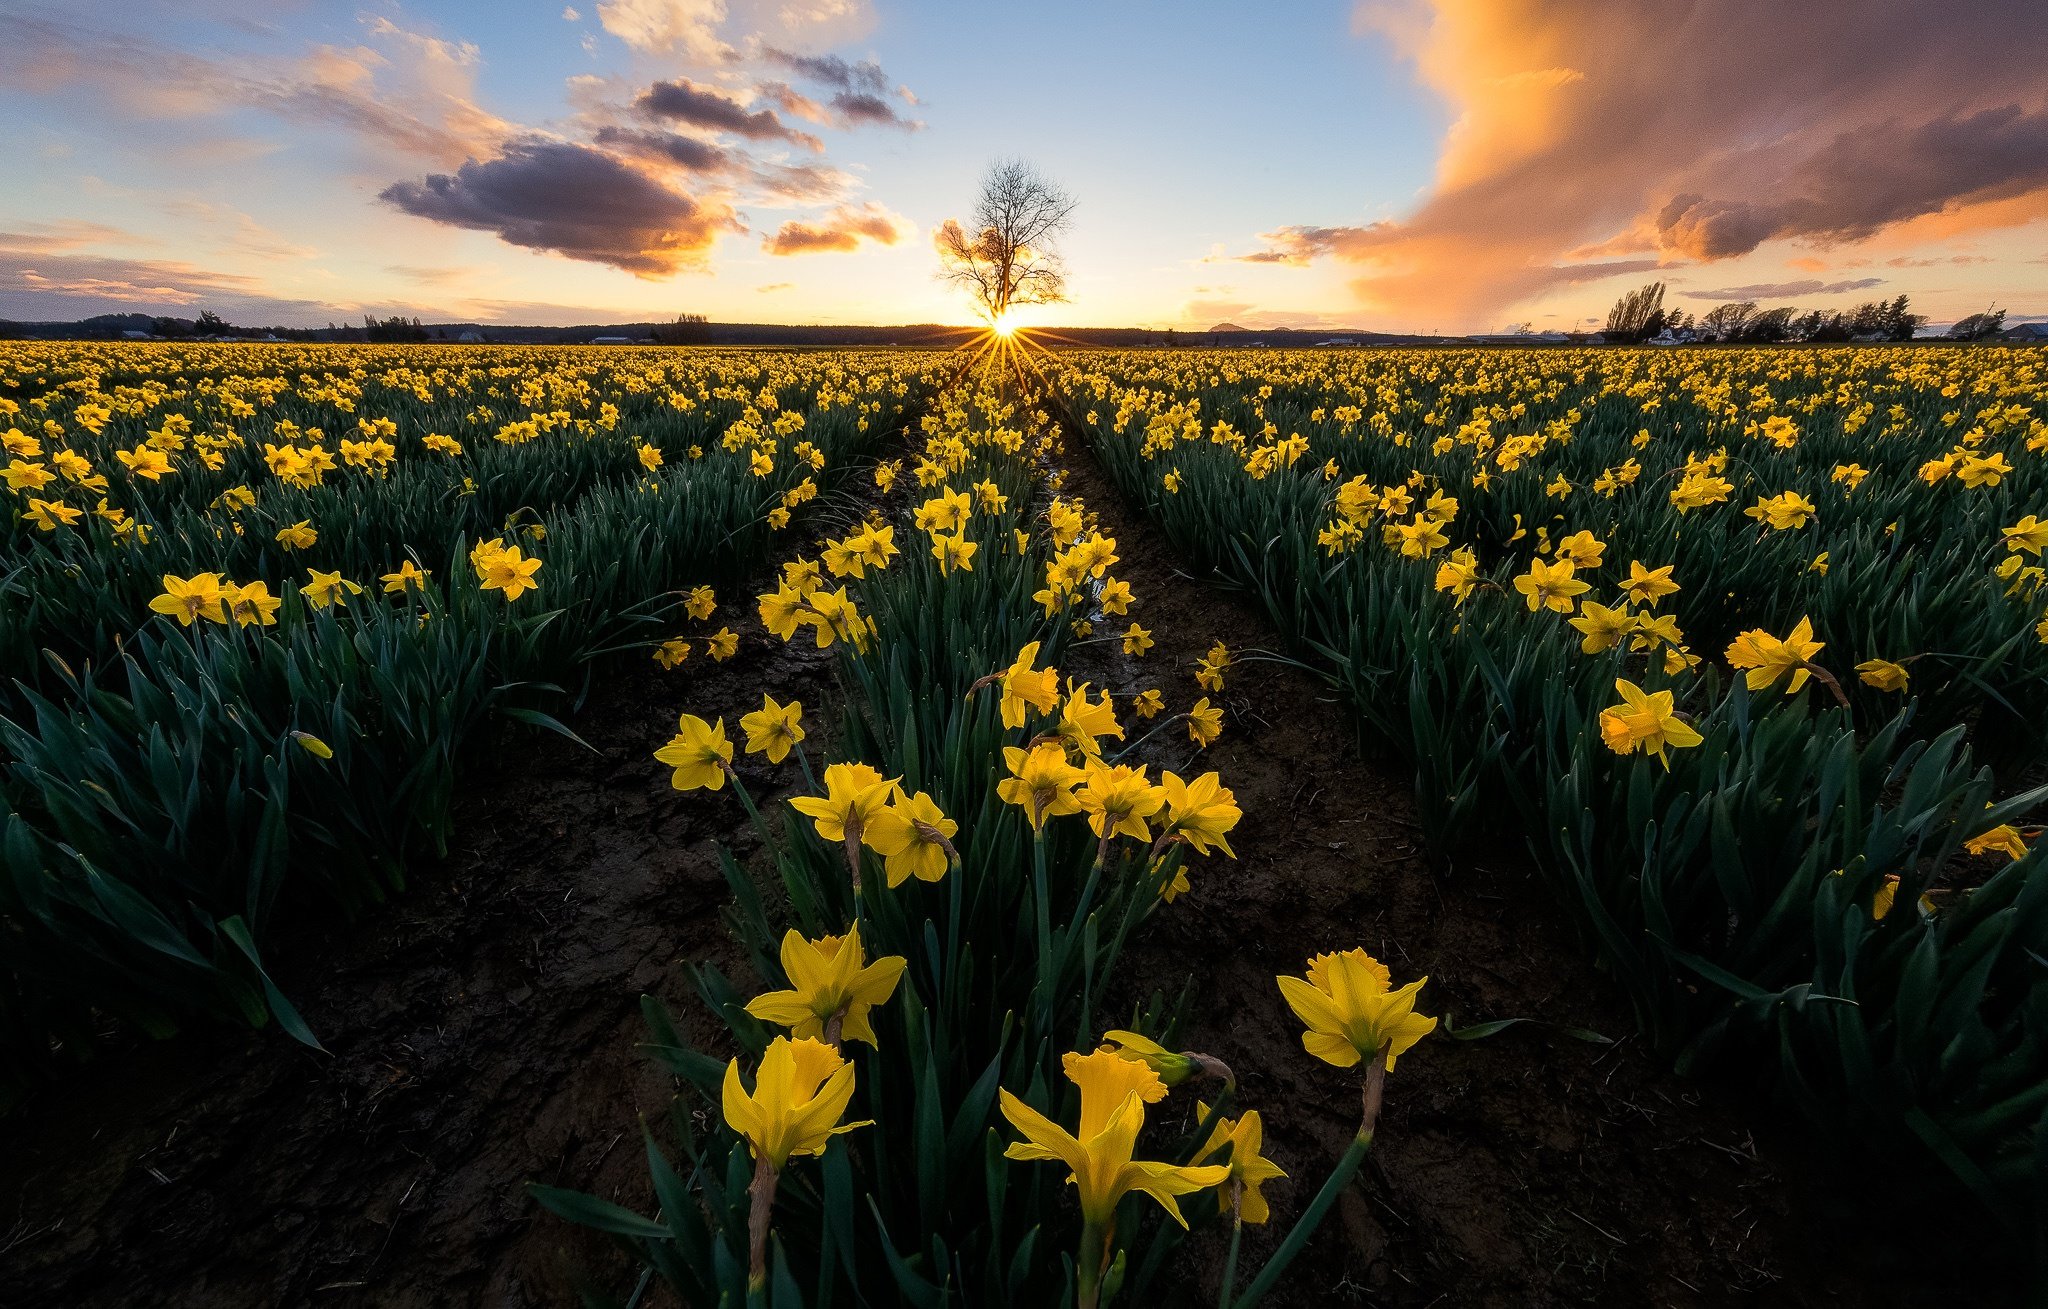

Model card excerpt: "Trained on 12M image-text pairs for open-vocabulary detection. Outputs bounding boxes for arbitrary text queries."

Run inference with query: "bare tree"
[1949,308,2006,341]
[1602,282,1666,343]
[936,160,1076,325]
[1699,300,1759,342]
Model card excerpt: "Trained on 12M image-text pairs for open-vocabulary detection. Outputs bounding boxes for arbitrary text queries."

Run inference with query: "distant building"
[2004,322,2048,342]
[456,331,485,343]
[590,335,633,344]
[120,330,152,340]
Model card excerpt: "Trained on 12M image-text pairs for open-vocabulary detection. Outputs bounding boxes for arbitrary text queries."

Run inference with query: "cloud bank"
[1242,0,2048,327]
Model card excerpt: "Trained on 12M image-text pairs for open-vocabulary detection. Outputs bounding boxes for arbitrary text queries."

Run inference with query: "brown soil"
[0,421,2017,1308]
[0,621,832,1307]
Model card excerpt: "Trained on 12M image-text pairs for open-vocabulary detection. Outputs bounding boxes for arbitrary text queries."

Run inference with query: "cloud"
[1885,254,1994,268]
[763,49,888,95]
[0,253,259,307]
[386,263,489,286]
[0,12,512,169]
[762,202,904,254]
[160,200,320,261]
[595,0,733,61]
[1235,225,1387,266]
[757,281,793,292]
[826,90,919,131]
[1681,278,1887,301]
[760,49,920,130]
[0,243,347,323]
[1654,106,2048,259]
[0,222,143,255]
[746,159,855,204]
[592,125,733,172]
[635,79,823,149]
[380,138,733,276]
[1253,0,2048,327]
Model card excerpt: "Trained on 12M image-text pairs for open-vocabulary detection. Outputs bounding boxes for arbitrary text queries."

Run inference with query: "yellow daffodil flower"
[1597,678,1704,767]
[1192,1109,1286,1225]
[999,1048,1229,1230]
[148,572,228,626]
[998,641,1060,729]
[655,714,734,792]
[740,694,805,763]
[1514,557,1589,613]
[1277,948,1436,1072]
[861,790,959,886]
[744,926,906,1046]
[997,742,1086,830]
[1725,616,1824,692]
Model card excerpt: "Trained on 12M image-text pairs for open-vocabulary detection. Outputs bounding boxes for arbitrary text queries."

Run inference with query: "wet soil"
[0,410,2016,1308]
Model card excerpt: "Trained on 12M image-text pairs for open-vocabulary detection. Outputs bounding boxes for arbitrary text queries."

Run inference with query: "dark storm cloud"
[762,48,889,97]
[634,79,823,150]
[379,138,730,276]
[592,125,733,173]
[759,49,921,130]
[1655,105,2048,260]
[828,91,918,131]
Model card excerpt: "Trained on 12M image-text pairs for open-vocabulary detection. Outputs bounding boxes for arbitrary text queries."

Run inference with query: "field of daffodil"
[0,341,932,1078]
[8,339,2047,1300]
[1066,344,2048,1238]
[536,377,1406,1306]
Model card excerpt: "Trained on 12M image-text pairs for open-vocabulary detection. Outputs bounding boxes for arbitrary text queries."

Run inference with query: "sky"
[0,0,2044,334]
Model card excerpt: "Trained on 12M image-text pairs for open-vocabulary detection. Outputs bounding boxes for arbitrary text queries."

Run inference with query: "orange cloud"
[1250,0,2048,328]
[763,202,905,255]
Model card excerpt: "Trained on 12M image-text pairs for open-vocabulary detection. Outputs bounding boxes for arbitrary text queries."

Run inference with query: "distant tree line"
[651,313,712,345]
[1601,283,1944,344]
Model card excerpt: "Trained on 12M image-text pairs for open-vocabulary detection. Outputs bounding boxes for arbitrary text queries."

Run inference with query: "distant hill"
[1210,322,1248,333]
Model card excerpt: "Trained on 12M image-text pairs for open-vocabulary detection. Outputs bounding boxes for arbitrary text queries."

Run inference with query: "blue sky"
[0,1,2042,331]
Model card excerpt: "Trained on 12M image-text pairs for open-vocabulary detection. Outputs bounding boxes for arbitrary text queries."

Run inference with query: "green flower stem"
[1228,1052,1387,1309]
[1031,828,1053,1022]
[1077,1216,1111,1309]
[1216,1209,1245,1309]
[725,767,780,854]
[792,739,820,797]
